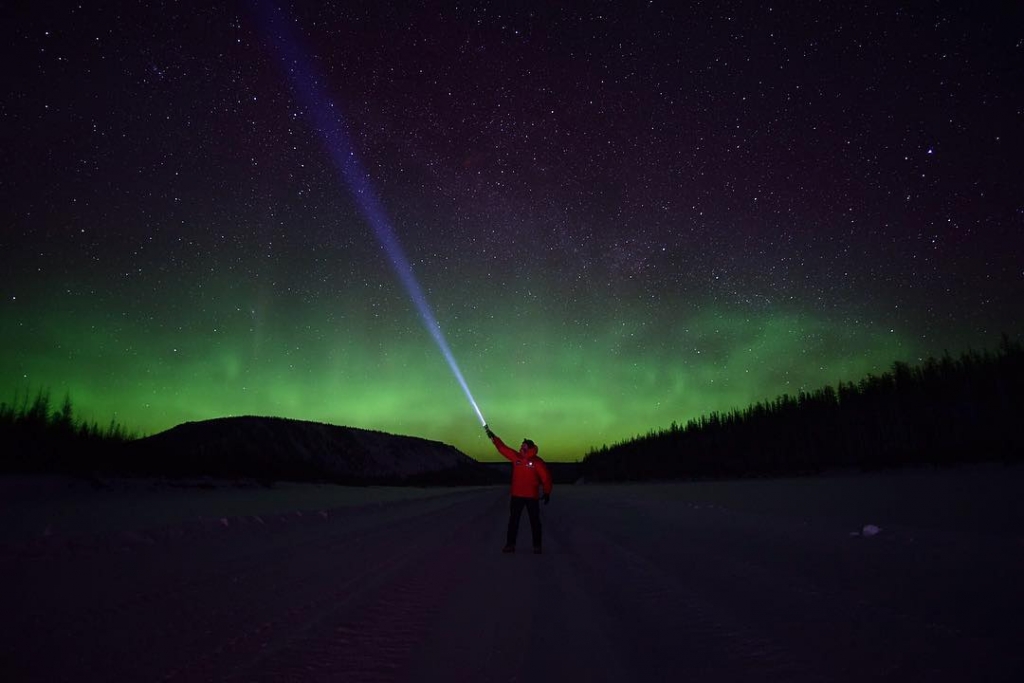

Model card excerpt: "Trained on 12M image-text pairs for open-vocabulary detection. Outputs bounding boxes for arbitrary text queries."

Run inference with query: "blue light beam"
[251,1,486,426]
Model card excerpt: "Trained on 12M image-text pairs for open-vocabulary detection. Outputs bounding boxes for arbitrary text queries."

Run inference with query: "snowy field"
[1,475,476,543]
[2,465,1022,681]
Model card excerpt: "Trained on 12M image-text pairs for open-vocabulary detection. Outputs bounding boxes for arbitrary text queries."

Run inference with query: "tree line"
[0,389,135,474]
[581,334,1024,482]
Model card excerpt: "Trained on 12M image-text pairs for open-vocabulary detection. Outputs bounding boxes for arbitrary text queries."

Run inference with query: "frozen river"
[2,466,1022,681]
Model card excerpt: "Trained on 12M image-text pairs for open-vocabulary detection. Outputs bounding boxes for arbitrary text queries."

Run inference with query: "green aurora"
[0,270,952,461]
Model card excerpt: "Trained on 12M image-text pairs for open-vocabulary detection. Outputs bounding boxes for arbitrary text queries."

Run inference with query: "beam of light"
[250,1,486,426]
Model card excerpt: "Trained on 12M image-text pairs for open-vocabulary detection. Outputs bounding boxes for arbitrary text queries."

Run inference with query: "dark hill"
[120,416,504,485]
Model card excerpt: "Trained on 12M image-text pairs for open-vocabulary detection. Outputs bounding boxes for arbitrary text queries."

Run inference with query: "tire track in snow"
[549,488,1016,681]
[547,495,826,682]
[4,493,474,662]
[3,490,496,682]
[222,490,508,682]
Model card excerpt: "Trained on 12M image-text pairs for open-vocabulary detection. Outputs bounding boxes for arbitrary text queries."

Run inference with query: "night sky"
[3,1,1022,462]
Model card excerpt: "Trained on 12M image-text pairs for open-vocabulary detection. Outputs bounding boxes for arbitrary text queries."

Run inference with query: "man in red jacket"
[485,424,553,554]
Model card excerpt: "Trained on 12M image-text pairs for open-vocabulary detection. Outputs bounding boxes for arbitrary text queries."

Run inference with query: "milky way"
[2,1,1021,460]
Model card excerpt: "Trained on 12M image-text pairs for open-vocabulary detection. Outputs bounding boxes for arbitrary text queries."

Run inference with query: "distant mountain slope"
[123,416,502,485]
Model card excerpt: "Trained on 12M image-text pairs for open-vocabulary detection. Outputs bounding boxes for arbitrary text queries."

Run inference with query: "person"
[485,424,553,554]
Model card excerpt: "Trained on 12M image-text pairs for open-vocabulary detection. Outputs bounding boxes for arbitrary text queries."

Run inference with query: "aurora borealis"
[2,2,1022,461]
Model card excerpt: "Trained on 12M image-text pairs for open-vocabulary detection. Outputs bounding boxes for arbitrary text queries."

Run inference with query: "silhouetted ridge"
[0,401,503,484]
[122,416,500,484]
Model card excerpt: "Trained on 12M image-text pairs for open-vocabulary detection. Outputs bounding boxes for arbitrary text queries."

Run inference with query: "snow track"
[2,477,1022,681]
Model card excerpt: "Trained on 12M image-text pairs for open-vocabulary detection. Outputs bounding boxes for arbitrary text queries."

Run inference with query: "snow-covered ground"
[1,475,476,543]
[2,465,1022,681]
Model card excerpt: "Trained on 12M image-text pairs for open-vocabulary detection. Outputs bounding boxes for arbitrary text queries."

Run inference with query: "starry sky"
[2,1,1022,462]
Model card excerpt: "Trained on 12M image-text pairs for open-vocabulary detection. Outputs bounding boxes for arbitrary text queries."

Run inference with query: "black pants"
[506,496,542,549]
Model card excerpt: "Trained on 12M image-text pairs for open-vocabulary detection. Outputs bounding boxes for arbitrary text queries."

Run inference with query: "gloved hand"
[542,493,550,505]
[484,425,495,439]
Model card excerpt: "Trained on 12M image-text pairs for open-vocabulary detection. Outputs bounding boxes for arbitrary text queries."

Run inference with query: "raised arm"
[491,435,520,462]
[485,424,519,461]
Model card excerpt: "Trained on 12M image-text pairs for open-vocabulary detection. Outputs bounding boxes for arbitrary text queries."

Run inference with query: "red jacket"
[491,436,553,499]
